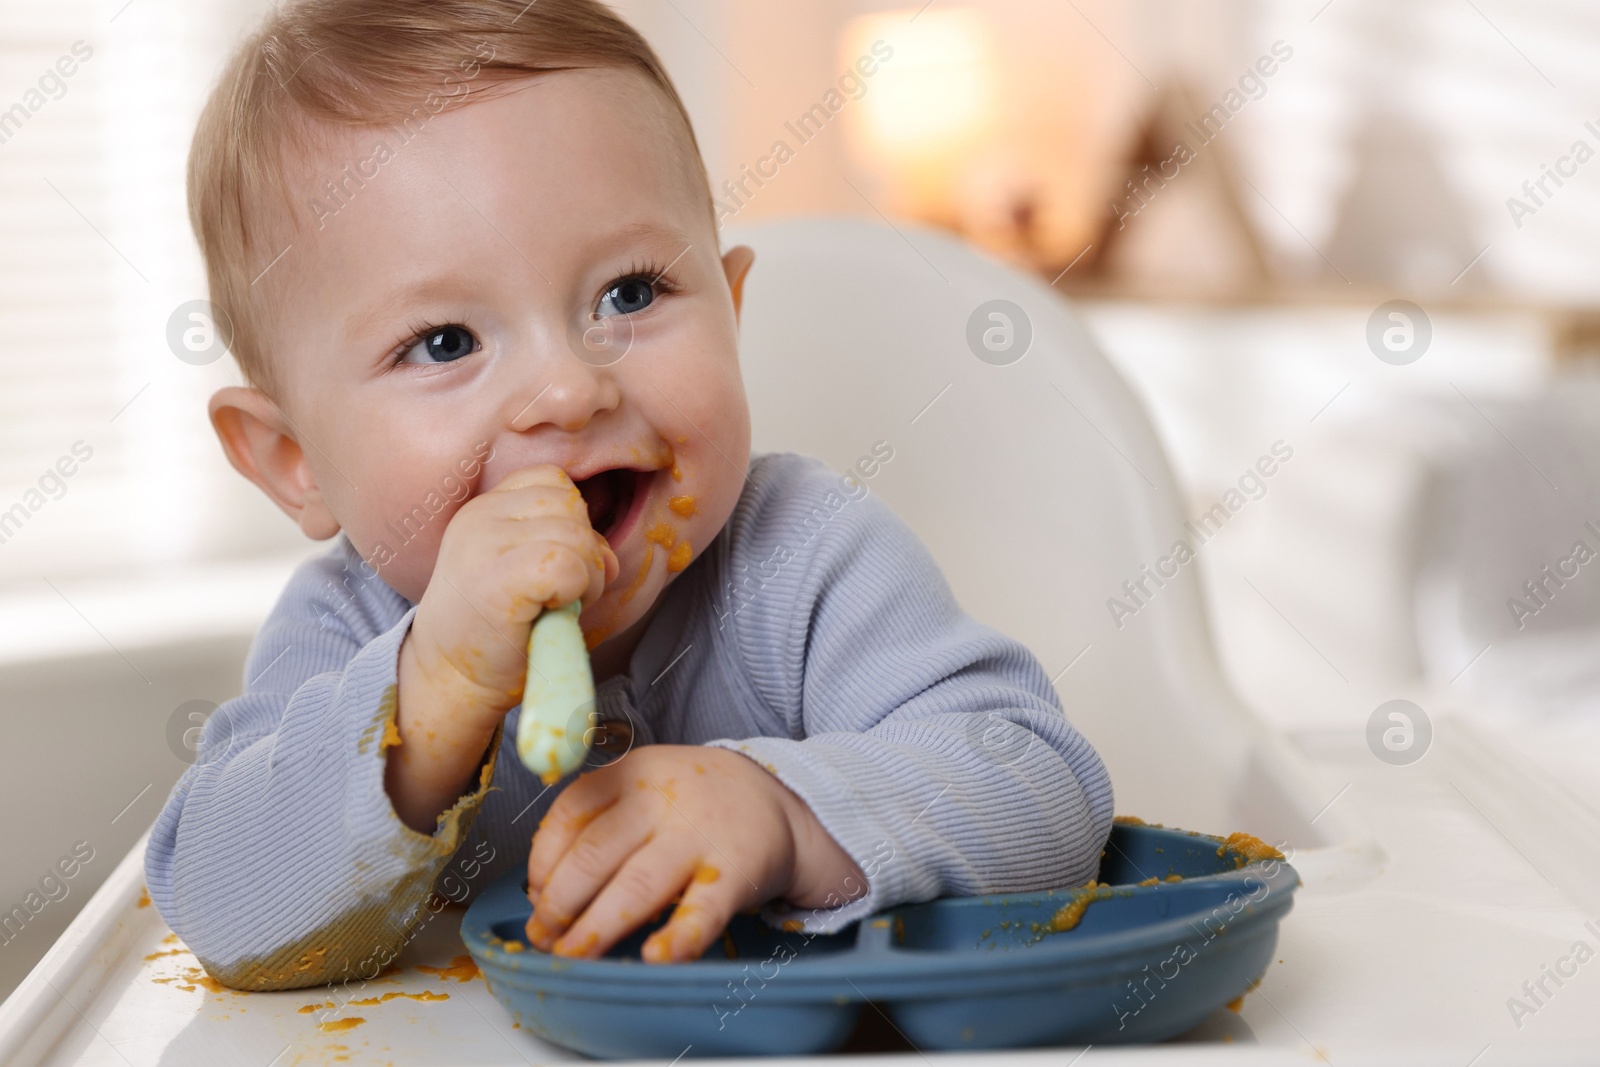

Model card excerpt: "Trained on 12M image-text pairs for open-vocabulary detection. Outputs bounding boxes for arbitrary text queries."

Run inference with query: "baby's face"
[259,68,751,643]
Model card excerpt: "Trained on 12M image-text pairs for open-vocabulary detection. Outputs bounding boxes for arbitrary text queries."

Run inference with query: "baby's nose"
[505,347,621,434]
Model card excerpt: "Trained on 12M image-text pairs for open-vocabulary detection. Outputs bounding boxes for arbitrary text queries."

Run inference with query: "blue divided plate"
[460,822,1297,1057]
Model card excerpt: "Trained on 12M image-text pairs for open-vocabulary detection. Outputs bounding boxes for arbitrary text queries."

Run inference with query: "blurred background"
[3,0,1599,1003]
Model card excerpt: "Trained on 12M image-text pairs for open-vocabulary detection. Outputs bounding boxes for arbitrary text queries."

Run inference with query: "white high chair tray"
[1,714,1596,1066]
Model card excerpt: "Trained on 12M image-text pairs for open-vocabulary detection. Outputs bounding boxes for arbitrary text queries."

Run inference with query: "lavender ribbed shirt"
[145,452,1113,990]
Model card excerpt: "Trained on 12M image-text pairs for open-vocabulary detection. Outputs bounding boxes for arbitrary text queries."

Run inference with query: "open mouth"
[574,468,649,546]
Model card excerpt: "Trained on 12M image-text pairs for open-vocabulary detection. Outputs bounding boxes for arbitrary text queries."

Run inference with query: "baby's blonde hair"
[189,0,708,392]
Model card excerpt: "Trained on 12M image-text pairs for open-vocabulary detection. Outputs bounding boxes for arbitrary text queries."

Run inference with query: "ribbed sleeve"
[701,454,1113,929]
[144,553,499,991]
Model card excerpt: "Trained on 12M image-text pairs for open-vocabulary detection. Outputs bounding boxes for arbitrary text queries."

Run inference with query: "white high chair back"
[728,217,1329,846]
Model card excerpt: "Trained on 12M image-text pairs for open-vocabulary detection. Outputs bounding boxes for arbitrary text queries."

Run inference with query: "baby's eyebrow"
[346,277,471,341]
[588,220,695,261]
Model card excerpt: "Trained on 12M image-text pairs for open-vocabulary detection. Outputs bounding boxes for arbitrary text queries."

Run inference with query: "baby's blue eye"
[597,277,655,317]
[399,324,478,365]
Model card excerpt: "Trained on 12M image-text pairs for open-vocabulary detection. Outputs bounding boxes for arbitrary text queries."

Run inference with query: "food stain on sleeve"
[136,889,151,909]
[668,495,697,517]
[379,715,403,752]
[359,687,401,755]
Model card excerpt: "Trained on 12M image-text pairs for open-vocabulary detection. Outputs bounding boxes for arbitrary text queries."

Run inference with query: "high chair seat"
[727,215,1327,844]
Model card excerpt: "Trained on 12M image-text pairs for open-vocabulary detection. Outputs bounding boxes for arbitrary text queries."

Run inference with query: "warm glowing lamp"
[840,8,997,222]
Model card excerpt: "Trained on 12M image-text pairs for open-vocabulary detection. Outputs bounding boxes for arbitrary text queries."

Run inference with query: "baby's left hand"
[525,745,862,962]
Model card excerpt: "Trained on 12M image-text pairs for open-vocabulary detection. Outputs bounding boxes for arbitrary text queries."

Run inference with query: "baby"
[147,0,1113,990]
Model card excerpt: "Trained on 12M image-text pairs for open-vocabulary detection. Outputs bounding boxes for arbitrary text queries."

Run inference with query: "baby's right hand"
[403,465,618,733]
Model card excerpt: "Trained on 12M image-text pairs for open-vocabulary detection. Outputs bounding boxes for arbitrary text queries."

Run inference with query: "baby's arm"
[712,457,1115,930]
[387,466,615,829]
[145,466,613,990]
[143,558,478,991]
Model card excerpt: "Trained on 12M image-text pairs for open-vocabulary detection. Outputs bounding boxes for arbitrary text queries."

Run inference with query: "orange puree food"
[417,954,480,982]
[667,542,692,572]
[318,1017,365,1032]
[645,522,677,548]
[668,495,697,517]
[1217,832,1284,867]
[347,991,449,1006]
[1047,882,1119,933]
[618,545,654,605]
[181,967,228,993]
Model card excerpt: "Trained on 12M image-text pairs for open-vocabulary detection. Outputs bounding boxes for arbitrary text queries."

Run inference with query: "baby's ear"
[208,387,341,540]
[721,245,755,321]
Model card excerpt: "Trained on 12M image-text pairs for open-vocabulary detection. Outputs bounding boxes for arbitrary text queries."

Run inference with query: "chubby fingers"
[486,464,580,497]
[528,767,619,887]
[587,530,620,604]
[547,840,704,959]
[525,767,621,942]
[525,798,654,951]
[640,861,746,963]
[472,466,617,608]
